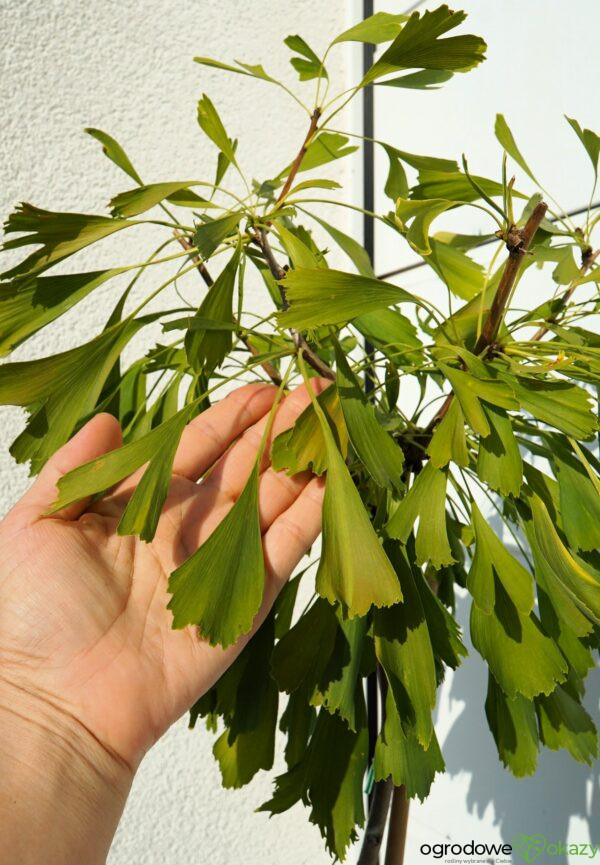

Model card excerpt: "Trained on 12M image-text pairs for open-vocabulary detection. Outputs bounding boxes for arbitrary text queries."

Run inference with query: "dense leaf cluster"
[1,6,599,859]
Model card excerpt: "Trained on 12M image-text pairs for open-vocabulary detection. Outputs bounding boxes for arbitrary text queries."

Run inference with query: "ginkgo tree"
[2,5,600,863]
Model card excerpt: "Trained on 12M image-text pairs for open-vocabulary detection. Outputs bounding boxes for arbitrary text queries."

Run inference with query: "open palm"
[0,382,324,771]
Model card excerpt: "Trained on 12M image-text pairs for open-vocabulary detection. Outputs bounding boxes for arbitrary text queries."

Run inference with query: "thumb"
[15,413,123,523]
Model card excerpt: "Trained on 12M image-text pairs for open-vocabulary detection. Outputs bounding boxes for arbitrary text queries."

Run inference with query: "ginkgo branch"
[428,200,548,429]
[255,228,335,380]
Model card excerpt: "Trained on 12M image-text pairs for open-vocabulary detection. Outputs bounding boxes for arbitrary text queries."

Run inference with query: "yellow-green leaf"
[167,462,265,647]
[386,463,455,569]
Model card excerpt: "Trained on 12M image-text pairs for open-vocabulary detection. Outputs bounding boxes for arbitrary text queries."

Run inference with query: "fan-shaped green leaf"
[553,449,600,552]
[470,576,567,699]
[374,689,444,800]
[332,12,407,45]
[1,203,138,281]
[386,462,455,569]
[0,317,150,472]
[279,268,415,330]
[363,5,486,85]
[468,501,534,615]
[312,391,402,617]
[109,181,209,218]
[477,404,523,496]
[0,267,129,356]
[193,211,243,260]
[167,462,265,647]
[485,674,538,778]
[427,397,469,468]
[536,685,597,764]
[335,346,404,491]
[566,116,600,178]
[271,385,347,476]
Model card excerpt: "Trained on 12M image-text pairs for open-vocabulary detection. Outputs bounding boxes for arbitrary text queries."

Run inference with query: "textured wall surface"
[0,2,357,863]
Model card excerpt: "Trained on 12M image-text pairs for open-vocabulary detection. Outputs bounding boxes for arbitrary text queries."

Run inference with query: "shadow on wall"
[440,540,600,865]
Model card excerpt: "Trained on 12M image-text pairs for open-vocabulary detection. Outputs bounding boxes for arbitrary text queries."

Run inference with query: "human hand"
[0,382,324,864]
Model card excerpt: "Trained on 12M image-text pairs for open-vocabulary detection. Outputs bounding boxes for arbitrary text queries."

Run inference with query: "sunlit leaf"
[438,362,518,437]
[1,317,150,472]
[335,346,404,491]
[193,211,243,260]
[363,5,486,85]
[0,267,128,356]
[85,128,143,184]
[485,674,538,777]
[412,169,509,203]
[273,221,321,269]
[374,544,437,746]
[470,577,567,699]
[1,203,138,281]
[271,385,347,476]
[427,397,469,468]
[494,114,539,184]
[293,132,358,173]
[427,237,485,300]
[377,69,453,89]
[552,448,600,553]
[529,493,600,624]
[313,394,402,616]
[109,181,209,218]
[332,12,407,45]
[374,689,444,800]
[386,462,455,569]
[284,34,326,81]
[197,94,238,166]
[279,268,415,329]
[476,404,523,496]
[503,376,597,440]
[468,501,534,615]
[167,462,265,647]
[536,685,597,764]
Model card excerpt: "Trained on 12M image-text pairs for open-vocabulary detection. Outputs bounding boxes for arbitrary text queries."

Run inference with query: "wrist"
[0,678,133,865]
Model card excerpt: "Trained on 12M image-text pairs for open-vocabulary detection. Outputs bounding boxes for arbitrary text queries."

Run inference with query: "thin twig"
[174,231,283,385]
[256,228,335,380]
[531,247,599,341]
[275,108,321,207]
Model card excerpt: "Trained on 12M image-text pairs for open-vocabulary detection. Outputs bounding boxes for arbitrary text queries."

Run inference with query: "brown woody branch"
[531,246,599,341]
[174,231,283,386]
[427,201,548,430]
[275,108,321,207]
